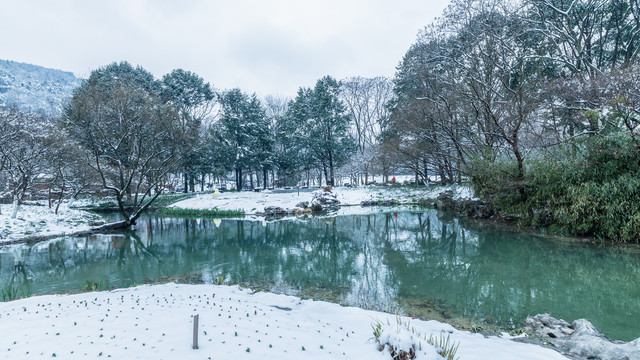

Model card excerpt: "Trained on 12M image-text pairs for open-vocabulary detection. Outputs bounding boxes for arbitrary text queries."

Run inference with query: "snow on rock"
[309,189,340,212]
[0,204,105,244]
[526,314,640,360]
[0,283,567,360]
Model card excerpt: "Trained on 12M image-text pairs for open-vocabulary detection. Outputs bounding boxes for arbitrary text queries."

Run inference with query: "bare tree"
[0,108,53,218]
[341,76,393,184]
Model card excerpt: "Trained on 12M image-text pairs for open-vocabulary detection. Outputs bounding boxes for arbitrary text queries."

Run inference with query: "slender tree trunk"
[263,168,268,189]
[55,183,65,215]
[11,199,19,219]
[48,185,53,209]
[235,168,243,191]
[68,189,81,209]
[11,179,27,219]
[364,164,369,185]
[322,165,329,186]
[328,152,335,186]
[423,158,429,186]
[511,138,526,201]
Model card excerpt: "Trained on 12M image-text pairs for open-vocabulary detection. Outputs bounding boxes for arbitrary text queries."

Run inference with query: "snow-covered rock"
[526,314,640,360]
[309,189,340,212]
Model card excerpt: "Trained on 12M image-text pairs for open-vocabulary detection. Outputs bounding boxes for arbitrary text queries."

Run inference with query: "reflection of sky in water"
[1,210,640,341]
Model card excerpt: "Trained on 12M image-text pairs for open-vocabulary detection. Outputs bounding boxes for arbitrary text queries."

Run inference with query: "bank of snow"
[0,204,105,245]
[0,283,565,360]
[170,185,477,215]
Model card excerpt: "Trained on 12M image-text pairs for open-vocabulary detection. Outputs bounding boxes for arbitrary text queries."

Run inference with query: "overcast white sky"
[1,0,450,97]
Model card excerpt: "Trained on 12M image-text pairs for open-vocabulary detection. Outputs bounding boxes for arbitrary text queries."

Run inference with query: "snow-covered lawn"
[170,185,476,215]
[0,283,565,360]
[0,204,105,245]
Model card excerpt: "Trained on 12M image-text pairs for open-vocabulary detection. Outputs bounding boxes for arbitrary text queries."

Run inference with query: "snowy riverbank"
[0,204,105,245]
[0,186,476,245]
[0,283,566,360]
[170,185,476,215]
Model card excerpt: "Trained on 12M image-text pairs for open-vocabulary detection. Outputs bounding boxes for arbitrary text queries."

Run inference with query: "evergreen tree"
[286,76,355,186]
[161,69,215,192]
[246,94,274,189]
[217,89,272,190]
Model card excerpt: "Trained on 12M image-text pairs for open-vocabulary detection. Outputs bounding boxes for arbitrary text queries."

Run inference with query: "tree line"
[0,63,394,225]
[386,0,640,242]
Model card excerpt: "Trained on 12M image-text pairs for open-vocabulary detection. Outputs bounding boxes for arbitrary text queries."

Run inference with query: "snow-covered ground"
[0,283,565,360]
[170,185,476,215]
[0,204,105,245]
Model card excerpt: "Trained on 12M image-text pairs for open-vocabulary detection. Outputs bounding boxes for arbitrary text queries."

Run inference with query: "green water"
[1,210,640,341]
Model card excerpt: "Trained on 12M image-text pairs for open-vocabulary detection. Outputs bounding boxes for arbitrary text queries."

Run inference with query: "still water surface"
[1,210,639,341]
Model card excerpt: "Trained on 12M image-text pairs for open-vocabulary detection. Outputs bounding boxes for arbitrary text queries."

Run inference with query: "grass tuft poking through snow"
[373,315,459,360]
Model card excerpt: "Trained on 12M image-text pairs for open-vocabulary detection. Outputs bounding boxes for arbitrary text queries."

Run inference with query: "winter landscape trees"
[0,108,53,218]
[386,0,640,241]
[2,0,640,241]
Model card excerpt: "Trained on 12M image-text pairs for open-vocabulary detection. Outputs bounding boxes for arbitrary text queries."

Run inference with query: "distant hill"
[0,59,81,115]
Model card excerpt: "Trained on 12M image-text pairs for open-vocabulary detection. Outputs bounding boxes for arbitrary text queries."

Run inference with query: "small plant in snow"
[427,333,460,360]
[84,280,107,292]
[372,315,461,360]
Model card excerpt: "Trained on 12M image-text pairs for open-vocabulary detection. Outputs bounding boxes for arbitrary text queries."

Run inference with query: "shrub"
[469,132,640,242]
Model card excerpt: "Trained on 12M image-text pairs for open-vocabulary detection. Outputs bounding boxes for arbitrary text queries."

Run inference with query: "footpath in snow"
[170,185,476,216]
[0,283,566,360]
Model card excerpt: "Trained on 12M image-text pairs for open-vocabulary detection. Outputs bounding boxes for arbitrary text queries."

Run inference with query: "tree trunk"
[68,191,79,209]
[55,184,65,215]
[184,172,188,193]
[263,168,268,189]
[322,165,329,186]
[11,180,27,219]
[11,199,19,219]
[328,152,335,186]
[511,138,526,202]
[364,164,369,185]
[235,167,243,191]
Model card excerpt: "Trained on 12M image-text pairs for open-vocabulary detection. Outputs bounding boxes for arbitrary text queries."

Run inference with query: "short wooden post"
[192,314,199,349]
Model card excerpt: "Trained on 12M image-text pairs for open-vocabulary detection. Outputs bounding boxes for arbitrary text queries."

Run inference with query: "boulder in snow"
[310,190,340,212]
[263,206,287,216]
[525,314,640,360]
